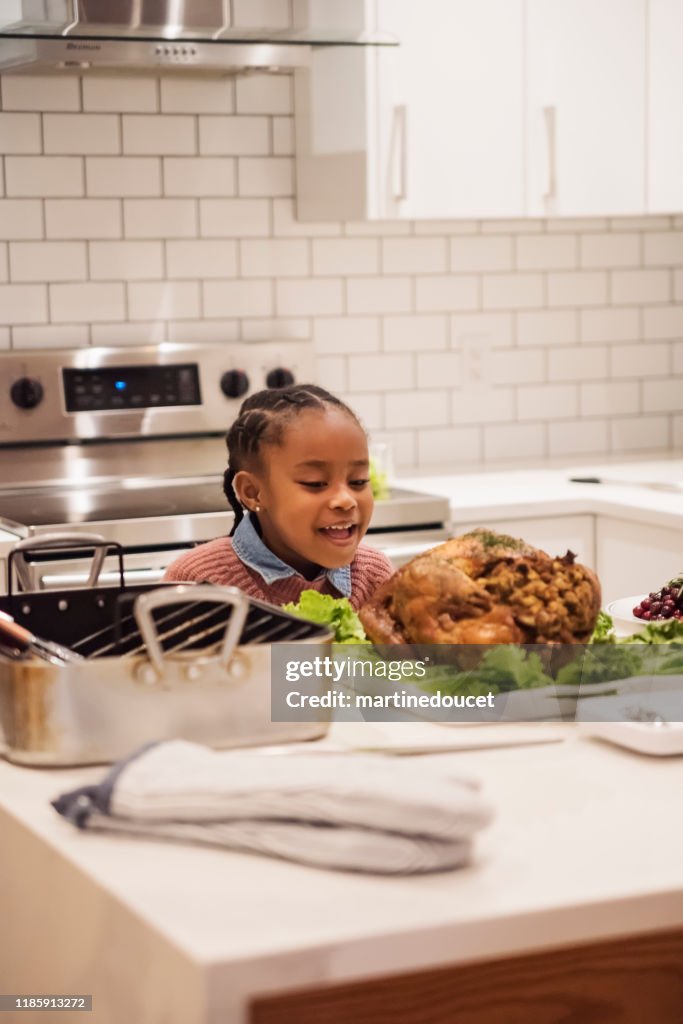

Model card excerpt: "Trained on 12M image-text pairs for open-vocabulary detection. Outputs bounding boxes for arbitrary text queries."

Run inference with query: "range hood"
[0,1,396,75]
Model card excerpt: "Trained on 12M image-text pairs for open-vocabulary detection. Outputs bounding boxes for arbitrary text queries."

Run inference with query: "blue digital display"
[114,380,127,391]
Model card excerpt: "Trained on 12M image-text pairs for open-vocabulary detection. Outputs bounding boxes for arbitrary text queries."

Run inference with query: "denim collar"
[231,512,352,597]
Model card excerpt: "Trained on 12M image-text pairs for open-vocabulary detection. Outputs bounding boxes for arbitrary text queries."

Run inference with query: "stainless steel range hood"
[0,1,396,75]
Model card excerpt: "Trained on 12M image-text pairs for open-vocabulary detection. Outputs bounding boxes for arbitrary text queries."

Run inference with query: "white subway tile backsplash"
[163,158,236,197]
[417,427,482,465]
[316,355,347,392]
[484,422,546,460]
[516,234,577,270]
[611,216,671,231]
[44,114,119,155]
[344,220,411,237]
[86,157,161,197]
[203,279,273,318]
[673,416,683,448]
[611,269,670,304]
[127,282,200,321]
[91,322,167,345]
[168,320,239,343]
[516,310,578,346]
[1,75,79,112]
[340,392,383,430]
[238,157,293,197]
[241,239,308,277]
[273,117,294,156]
[415,220,478,235]
[241,318,310,341]
[348,354,413,392]
[0,284,47,323]
[235,75,292,115]
[0,200,43,240]
[417,275,478,312]
[547,346,608,381]
[385,391,449,428]
[416,352,461,389]
[547,419,610,456]
[273,199,341,238]
[45,200,121,239]
[383,238,446,274]
[580,381,640,417]
[0,114,41,154]
[488,349,545,385]
[674,342,683,374]
[9,242,86,283]
[451,236,513,272]
[50,283,126,323]
[481,219,543,234]
[0,244,7,282]
[314,317,380,355]
[199,117,269,156]
[160,78,234,115]
[517,384,578,420]
[451,311,513,349]
[452,387,515,424]
[610,415,670,451]
[349,277,411,314]
[90,241,164,281]
[313,239,378,276]
[547,218,609,233]
[643,305,683,340]
[642,380,683,413]
[610,342,669,378]
[580,233,639,268]
[673,270,683,302]
[83,76,158,113]
[580,307,639,343]
[122,116,196,156]
[384,314,448,351]
[547,272,607,307]
[0,327,9,349]
[6,157,84,198]
[373,429,416,468]
[123,199,197,239]
[200,198,270,237]
[483,273,543,310]
[11,324,90,349]
[167,240,237,279]
[276,278,343,316]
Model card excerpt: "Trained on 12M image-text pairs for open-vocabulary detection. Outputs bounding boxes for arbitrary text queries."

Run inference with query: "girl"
[163,385,395,610]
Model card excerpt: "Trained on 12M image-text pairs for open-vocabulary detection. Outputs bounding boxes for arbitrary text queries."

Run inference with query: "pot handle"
[8,532,118,594]
[134,584,249,677]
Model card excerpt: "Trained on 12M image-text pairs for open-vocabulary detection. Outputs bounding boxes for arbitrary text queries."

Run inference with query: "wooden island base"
[252,927,683,1024]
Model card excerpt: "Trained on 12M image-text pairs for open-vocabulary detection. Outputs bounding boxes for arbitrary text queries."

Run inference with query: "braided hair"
[223,384,362,536]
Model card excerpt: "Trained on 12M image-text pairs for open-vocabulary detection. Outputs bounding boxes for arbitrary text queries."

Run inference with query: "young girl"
[163,384,395,610]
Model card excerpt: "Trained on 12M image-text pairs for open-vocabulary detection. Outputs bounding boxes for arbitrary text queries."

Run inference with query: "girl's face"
[236,408,374,575]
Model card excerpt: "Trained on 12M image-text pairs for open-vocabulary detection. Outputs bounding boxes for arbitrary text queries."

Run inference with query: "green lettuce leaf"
[282,590,368,644]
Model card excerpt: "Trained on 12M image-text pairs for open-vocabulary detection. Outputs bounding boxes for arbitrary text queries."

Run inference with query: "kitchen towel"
[52,739,493,875]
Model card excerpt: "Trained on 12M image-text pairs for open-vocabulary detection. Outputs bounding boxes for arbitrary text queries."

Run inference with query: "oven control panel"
[63,364,201,412]
[0,341,314,444]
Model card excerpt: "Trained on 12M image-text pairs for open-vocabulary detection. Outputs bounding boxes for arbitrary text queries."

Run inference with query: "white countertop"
[398,455,683,531]
[2,728,683,1023]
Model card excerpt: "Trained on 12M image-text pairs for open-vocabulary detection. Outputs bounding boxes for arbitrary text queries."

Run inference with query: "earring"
[254,503,261,512]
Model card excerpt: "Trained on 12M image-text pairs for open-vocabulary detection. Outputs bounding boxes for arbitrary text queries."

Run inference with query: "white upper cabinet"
[648,0,683,213]
[372,0,525,219]
[526,0,646,217]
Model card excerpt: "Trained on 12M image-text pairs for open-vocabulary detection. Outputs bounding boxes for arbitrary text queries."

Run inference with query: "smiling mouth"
[319,524,358,543]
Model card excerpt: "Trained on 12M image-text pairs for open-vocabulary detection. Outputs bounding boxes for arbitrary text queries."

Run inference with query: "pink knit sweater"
[163,538,395,610]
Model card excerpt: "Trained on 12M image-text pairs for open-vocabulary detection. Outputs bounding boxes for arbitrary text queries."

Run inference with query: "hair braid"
[223,384,361,536]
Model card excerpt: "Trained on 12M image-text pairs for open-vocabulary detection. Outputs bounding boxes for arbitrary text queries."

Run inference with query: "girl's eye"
[298,481,327,490]
[350,478,370,488]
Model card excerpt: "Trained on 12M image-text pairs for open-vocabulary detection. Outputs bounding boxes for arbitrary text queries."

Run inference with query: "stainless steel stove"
[0,343,450,591]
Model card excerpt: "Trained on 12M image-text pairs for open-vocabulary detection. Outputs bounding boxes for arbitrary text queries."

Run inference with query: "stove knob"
[220,369,250,399]
[10,376,44,410]
[266,367,295,389]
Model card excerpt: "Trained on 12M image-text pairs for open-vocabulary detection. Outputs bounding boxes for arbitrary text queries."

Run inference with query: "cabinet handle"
[392,103,408,201]
[542,105,556,202]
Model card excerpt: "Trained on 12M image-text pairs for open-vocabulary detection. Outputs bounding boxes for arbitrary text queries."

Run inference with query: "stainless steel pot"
[0,570,331,766]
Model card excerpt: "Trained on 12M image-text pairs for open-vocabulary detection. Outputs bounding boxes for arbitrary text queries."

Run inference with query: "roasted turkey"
[359,528,601,646]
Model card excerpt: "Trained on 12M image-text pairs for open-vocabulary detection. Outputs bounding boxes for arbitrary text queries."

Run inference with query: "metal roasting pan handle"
[134,584,249,678]
[8,532,121,595]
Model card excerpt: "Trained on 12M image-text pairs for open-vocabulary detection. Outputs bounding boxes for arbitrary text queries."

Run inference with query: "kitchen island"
[2,727,683,1023]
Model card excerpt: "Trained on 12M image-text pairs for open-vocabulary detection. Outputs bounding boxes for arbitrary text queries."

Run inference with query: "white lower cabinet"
[452,514,596,569]
[595,516,683,605]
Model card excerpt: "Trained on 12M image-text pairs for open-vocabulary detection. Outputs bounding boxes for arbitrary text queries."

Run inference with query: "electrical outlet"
[459,333,493,388]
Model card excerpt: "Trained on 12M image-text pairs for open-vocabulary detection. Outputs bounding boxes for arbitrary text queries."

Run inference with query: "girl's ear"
[233,469,262,512]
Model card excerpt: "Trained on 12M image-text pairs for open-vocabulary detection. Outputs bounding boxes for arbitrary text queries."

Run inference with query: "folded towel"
[52,740,493,875]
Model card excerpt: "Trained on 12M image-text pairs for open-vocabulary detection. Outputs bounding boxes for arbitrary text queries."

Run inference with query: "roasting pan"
[0,537,331,765]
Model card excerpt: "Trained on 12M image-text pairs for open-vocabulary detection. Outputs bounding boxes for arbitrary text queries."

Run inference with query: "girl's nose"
[329,484,356,510]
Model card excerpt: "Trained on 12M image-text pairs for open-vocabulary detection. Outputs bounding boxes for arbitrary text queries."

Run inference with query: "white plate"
[605,594,676,636]
[577,686,683,756]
